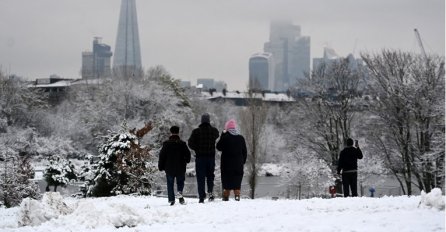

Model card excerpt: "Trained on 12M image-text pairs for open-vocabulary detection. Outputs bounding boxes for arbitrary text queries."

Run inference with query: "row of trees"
[283,50,444,195]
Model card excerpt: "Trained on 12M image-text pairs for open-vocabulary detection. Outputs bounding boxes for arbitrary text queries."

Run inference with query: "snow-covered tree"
[44,156,77,192]
[0,73,48,130]
[0,154,41,208]
[38,66,194,157]
[361,50,445,194]
[294,58,364,174]
[86,123,156,197]
[283,157,333,199]
[239,90,269,199]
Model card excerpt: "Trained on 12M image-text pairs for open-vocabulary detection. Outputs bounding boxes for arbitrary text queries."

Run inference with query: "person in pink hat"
[216,119,247,201]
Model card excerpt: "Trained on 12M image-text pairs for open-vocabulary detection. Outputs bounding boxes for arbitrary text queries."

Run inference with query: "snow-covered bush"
[44,156,77,192]
[17,192,72,227]
[86,123,156,197]
[0,154,41,208]
[420,188,445,210]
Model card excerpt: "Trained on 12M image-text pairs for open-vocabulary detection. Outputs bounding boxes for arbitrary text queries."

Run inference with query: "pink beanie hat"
[224,119,237,130]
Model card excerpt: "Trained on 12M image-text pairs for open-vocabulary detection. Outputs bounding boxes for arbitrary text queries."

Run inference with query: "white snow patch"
[420,188,445,210]
[259,163,289,176]
[0,194,443,232]
[66,202,144,229]
[17,192,72,226]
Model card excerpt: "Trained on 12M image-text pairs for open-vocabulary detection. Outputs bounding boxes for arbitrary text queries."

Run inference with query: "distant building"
[113,0,143,78]
[264,21,310,91]
[312,47,340,71]
[30,75,74,105]
[202,91,295,107]
[82,37,113,79]
[313,47,364,72]
[249,53,274,91]
[30,76,104,105]
[197,78,215,90]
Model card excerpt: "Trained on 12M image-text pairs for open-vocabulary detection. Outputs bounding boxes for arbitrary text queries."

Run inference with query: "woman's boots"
[234,189,241,201]
[223,189,230,201]
[222,189,241,201]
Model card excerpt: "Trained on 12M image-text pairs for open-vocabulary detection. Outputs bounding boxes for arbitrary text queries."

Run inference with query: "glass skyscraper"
[249,53,274,91]
[113,0,143,78]
[264,21,310,91]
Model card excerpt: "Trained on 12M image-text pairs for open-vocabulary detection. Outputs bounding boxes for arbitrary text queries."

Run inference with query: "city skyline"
[0,0,444,91]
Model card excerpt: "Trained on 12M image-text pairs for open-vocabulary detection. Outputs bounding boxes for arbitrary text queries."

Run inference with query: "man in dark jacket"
[159,126,191,205]
[188,113,219,203]
[337,138,363,197]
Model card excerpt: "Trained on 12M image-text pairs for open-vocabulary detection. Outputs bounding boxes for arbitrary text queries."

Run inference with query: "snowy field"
[0,191,444,232]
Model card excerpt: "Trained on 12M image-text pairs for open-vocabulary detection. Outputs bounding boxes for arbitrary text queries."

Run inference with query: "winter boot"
[208,192,215,202]
[177,192,185,205]
[234,189,241,201]
[222,189,230,201]
[199,198,205,203]
[169,201,175,206]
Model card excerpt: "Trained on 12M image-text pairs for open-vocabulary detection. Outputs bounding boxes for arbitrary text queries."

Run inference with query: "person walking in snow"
[216,119,247,201]
[158,126,191,205]
[337,138,363,197]
[188,113,219,203]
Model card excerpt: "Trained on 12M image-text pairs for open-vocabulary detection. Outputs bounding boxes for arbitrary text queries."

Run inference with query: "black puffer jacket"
[158,135,191,177]
[216,132,247,189]
[188,123,219,157]
[337,146,363,174]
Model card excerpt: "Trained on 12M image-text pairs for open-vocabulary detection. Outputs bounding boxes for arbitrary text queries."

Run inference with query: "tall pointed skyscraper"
[113,0,143,78]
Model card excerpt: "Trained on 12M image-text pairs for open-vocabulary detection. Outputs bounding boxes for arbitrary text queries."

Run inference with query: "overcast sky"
[0,0,444,90]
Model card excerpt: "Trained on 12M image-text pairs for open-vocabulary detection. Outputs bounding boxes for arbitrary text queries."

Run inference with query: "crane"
[414,28,428,60]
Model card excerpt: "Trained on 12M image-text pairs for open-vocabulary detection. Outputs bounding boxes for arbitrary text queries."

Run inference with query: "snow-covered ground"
[0,191,444,232]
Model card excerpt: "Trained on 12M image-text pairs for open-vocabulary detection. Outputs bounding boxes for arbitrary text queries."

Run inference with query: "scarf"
[227,128,239,135]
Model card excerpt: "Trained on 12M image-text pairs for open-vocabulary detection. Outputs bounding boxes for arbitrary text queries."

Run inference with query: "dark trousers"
[342,172,358,197]
[195,157,215,200]
[166,174,185,202]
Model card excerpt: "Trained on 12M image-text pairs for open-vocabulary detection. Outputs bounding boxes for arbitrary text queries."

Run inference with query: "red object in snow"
[329,186,336,198]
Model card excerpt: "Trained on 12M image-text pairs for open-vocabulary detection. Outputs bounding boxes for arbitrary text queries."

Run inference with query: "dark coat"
[337,146,363,174]
[216,132,247,190]
[187,123,219,157]
[158,135,191,177]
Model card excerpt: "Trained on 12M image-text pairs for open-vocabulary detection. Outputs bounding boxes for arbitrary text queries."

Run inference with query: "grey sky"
[0,0,444,90]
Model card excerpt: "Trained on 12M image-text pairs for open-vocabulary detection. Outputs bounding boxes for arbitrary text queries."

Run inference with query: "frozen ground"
[0,190,444,232]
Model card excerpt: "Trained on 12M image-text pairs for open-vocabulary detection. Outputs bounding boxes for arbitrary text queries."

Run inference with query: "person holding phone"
[337,138,363,197]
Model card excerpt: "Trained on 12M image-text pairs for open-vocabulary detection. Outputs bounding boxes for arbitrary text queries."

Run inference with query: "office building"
[249,53,274,91]
[82,37,113,79]
[313,47,363,72]
[264,21,310,91]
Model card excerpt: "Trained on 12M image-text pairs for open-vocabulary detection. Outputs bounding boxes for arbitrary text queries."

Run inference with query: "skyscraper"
[264,21,310,91]
[113,0,143,78]
[249,53,275,91]
[82,37,112,79]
